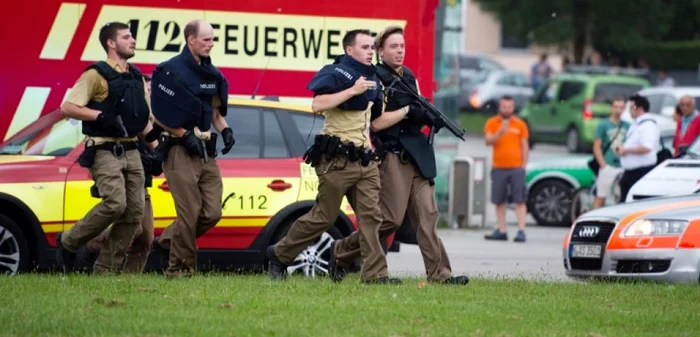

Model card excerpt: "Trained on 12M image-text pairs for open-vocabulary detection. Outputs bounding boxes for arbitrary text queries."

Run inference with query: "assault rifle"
[380,73,466,144]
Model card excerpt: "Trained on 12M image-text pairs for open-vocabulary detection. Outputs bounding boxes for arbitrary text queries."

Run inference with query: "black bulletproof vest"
[150,46,228,132]
[83,61,150,138]
[306,55,382,111]
[374,63,436,180]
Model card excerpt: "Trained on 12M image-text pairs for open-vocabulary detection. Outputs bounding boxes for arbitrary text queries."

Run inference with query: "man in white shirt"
[616,94,660,202]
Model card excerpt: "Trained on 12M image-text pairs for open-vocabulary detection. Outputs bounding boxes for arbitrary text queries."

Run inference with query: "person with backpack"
[616,95,660,203]
[590,97,629,208]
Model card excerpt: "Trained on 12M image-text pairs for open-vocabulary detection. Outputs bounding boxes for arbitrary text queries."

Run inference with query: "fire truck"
[0,0,441,141]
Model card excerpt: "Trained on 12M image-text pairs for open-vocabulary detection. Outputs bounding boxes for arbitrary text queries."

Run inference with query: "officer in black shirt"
[149,19,235,278]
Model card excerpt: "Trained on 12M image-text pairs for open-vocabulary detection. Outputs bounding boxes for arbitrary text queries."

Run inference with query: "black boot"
[152,237,170,271]
[55,233,77,273]
[266,246,287,280]
[327,241,346,283]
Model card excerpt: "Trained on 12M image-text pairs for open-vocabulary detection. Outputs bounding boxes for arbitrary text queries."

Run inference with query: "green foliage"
[633,40,700,70]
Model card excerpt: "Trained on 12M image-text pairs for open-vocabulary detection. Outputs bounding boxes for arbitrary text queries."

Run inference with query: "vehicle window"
[557,81,585,102]
[0,116,83,156]
[661,95,677,110]
[458,56,479,70]
[592,83,644,104]
[290,112,324,149]
[262,110,290,158]
[645,94,663,114]
[496,75,514,86]
[534,81,557,103]
[514,75,529,87]
[480,59,504,71]
[220,105,261,159]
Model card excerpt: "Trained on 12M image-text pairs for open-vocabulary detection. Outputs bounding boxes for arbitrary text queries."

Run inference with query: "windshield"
[0,115,83,156]
[593,83,645,104]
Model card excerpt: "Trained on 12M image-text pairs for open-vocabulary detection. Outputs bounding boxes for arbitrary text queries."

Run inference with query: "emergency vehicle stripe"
[39,3,86,60]
[3,87,51,141]
[41,217,269,233]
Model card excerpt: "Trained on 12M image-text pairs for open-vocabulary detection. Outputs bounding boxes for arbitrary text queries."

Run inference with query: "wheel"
[566,127,581,153]
[570,188,593,224]
[0,214,30,276]
[528,180,575,226]
[271,217,344,278]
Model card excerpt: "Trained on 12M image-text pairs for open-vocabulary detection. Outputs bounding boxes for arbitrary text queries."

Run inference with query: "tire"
[566,127,581,153]
[570,188,593,224]
[0,214,30,276]
[270,216,345,278]
[528,180,575,227]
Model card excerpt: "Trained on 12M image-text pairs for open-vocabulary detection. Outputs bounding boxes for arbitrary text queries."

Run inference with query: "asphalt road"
[387,135,574,281]
[388,226,572,281]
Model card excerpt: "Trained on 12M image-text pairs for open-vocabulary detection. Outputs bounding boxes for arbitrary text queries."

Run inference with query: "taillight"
[583,99,593,119]
[469,89,481,108]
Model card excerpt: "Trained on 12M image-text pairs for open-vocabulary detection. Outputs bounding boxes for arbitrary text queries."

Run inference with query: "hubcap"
[287,232,333,277]
[533,184,572,224]
[0,226,20,276]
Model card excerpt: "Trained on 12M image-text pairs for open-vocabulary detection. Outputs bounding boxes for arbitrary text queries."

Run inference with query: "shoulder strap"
[86,61,120,81]
[602,123,623,154]
[127,63,143,78]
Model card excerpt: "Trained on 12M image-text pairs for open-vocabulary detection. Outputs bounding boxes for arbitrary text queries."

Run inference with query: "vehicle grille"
[570,221,616,243]
[568,220,616,271]
[616,260,671,274]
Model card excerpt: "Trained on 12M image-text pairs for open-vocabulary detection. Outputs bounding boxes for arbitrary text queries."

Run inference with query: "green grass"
[457,112,492,136]
[2,274,699,337]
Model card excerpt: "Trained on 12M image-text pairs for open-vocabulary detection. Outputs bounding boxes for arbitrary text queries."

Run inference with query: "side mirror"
[678,145,689,157]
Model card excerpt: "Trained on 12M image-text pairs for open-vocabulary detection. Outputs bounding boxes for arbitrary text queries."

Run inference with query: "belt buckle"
[112,142,125,159]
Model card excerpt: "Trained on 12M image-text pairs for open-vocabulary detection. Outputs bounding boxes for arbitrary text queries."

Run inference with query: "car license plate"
[570,244,602,259]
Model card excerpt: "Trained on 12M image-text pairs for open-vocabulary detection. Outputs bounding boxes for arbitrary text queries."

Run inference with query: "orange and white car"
[563,194,700,283]
[0,98,405,276]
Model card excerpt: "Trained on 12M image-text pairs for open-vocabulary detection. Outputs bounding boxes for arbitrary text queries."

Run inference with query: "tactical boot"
[363,276,402,285]
[441,275,470,285]
[152,237,170,270]
[55,233,77,273]
[266,246,287,280]
[327,240,346,283]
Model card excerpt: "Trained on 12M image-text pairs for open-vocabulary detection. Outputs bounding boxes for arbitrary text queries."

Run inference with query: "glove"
[430,116,446,131]
[180,130,204,157]
[394,92,413,107]
[96,112,123,134]
[406,103,426,124]
[221,127,235,154]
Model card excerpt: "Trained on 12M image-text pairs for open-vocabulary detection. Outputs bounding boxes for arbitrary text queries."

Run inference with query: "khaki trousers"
[157,145,223,277]
[273,156,388,282]
[335,152,452,282]
[86,190,154,273]
[61,148,145,274]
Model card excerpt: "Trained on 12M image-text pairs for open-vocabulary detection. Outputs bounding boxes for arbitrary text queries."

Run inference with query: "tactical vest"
[82,61,150,138]
[150,46,228,132]
[374,63,437,180]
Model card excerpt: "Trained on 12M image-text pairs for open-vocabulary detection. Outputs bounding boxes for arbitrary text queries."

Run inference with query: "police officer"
[266,29,400,284]
[55,21,154,274]
[77,136,163,274]
[328,26,469,285]
[149,19,235,278]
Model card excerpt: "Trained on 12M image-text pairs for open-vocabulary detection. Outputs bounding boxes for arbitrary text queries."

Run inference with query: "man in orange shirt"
[483,96,529,242]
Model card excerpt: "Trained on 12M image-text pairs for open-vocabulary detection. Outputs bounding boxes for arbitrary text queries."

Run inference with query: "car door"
[528,80,561,135]
[552,80,586,133]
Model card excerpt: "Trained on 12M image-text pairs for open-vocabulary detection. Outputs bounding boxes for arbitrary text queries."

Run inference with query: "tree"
[471,0,678,64]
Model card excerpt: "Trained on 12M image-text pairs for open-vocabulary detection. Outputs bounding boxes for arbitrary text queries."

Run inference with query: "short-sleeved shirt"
[620,114,660,170]
[64,58,152,117]
[594,119,629,167]
[484,116,529,168]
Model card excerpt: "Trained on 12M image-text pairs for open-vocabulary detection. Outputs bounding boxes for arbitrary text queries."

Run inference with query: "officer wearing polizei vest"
[266,29,400,284]
[149,19,235,278]
[55,21,157,274]
[328,26,469,285]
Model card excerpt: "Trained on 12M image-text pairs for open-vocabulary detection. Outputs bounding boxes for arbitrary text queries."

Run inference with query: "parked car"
[460,70,534,112]
[525,128,675,227]
[563,193,700,283]
[0,98,395,276]
[625,135,700,202]
[622,86,700,120]
[519,68,650,153]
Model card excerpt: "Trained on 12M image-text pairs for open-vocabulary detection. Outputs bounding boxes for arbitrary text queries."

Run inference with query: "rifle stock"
[385,76,466,142]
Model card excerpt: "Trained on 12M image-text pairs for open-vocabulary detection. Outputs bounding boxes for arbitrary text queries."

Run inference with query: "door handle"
[267,179,292,192]
[158,181,170,192]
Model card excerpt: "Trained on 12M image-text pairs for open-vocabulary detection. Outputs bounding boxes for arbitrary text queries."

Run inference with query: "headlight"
[623,219,688,237]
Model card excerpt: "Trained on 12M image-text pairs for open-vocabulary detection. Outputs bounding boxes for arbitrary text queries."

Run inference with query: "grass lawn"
[457,112,492,136]
[2,273,699,337]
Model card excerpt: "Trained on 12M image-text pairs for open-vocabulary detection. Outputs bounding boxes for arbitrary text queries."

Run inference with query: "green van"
[519,68,650,153]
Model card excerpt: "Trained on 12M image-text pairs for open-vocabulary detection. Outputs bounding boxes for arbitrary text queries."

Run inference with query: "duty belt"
[90,140,138,159]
